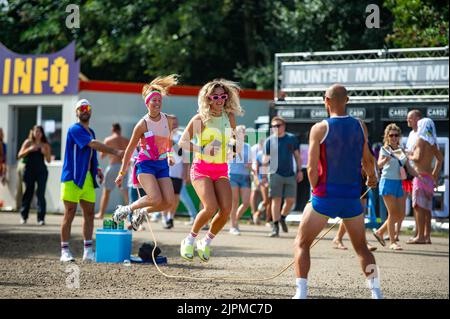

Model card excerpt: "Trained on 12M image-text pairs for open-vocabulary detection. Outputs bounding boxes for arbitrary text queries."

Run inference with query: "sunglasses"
[271,124,283,128]
[389,134,399,137]
[78,104,91,113]
[208,94,228,101]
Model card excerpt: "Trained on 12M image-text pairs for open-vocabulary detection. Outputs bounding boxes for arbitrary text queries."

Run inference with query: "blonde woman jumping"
[178,79,243,262]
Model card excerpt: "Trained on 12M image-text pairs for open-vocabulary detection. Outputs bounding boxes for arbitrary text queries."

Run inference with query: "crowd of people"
[0,77,444,299]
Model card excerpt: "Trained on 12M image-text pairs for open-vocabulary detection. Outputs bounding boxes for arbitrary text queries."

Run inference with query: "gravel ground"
[0,212,448,299]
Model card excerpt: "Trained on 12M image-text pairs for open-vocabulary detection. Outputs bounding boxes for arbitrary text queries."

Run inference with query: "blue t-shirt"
[61,123,99,189]
[229,143,251,175]
[265,132,299,177]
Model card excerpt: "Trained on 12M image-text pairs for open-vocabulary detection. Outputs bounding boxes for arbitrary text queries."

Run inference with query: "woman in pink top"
[113,75,177,230]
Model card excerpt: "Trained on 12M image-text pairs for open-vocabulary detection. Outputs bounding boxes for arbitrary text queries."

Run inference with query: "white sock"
[293,278,308,299]
[61,242,70,253]
[186,232,198,245]
[83,240,93,252]
[367,277,383,299]
[163,214,170,222]
[204,232,215,246]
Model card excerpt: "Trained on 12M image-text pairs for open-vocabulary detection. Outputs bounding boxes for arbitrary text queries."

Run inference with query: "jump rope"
[134,186,371,282]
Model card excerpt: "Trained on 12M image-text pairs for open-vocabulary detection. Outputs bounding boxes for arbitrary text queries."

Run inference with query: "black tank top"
[25,149,47,173]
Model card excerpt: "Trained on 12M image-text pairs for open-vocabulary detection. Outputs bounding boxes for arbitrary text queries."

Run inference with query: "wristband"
[118,170,126,176]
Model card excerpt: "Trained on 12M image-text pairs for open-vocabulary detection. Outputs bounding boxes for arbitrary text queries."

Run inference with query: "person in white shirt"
[402,109,421,239]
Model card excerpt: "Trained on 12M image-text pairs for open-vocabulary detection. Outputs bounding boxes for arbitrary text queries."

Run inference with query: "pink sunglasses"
[208,94,228,101]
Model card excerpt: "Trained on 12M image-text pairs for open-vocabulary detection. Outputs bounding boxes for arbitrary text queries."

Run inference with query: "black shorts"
[171,177,183,194]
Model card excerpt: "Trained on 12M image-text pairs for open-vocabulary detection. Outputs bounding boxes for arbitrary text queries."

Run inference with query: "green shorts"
[61,172,96,203]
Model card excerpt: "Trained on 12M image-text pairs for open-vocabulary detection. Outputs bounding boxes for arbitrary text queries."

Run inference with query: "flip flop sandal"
[372,229,385,247]
[389,243,403,250]
[333,242,348,250]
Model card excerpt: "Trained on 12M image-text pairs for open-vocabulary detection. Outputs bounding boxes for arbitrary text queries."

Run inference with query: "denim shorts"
[229,173,251,189]
[379,178,404,198]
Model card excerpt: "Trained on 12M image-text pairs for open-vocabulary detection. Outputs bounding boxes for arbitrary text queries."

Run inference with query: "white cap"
[75,99,91,111]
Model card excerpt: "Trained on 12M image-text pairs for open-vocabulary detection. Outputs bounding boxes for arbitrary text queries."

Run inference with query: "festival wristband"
[118,170,126,176]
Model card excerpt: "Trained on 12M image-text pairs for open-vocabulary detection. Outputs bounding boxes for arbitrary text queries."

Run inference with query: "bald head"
[407,109,422,130]
[325,84,348,102]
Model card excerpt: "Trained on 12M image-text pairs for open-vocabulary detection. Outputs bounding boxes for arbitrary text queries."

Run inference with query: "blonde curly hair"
[383,123,402,147]
[197,78,244,123]
[142,74,179,100]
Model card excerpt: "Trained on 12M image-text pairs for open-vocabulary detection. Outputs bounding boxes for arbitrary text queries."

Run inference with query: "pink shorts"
[191,159,229,182]
[412,173,434,211]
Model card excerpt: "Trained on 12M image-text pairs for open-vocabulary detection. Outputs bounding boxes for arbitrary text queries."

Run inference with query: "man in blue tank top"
[292,84,382,299]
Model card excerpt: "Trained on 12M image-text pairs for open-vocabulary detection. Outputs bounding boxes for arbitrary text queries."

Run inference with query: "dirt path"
[0,212,448,299]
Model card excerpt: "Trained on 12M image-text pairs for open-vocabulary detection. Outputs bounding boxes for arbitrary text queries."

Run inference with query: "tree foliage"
[0,0,447,89]
[384,0,449,47]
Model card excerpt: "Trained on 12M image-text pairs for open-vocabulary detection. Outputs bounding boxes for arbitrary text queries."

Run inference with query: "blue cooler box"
[95,229,132,263]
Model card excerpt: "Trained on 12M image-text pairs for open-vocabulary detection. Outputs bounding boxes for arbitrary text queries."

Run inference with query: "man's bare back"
[103,134,129,165]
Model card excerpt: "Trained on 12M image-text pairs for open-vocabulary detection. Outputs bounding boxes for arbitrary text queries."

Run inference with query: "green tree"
[1,0,446,90]
[384,0,449,47]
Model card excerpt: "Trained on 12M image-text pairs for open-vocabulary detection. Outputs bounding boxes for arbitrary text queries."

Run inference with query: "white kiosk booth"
[0,42,80,213]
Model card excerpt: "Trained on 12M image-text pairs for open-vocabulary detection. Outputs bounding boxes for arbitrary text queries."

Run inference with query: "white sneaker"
[112,205,131,224]
[82,249,95,262]
[60,250,75,262]
[150,213,161,222]
[130,208,147,230]
[292,289,307,299]
[184,218,195,226]
[38,220,45,226]
[229,227,241,235]
[20,218,27,225]
[371,288,383,299]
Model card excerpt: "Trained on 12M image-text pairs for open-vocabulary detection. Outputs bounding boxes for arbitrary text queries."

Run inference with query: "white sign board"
[281,57,449,91]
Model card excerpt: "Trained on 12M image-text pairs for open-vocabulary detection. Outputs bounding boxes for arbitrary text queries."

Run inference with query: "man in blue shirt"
[60,99,123,262]
[263,116,303,237]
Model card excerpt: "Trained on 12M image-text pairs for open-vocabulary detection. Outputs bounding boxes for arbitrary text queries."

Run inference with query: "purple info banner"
[0,41,80,95]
